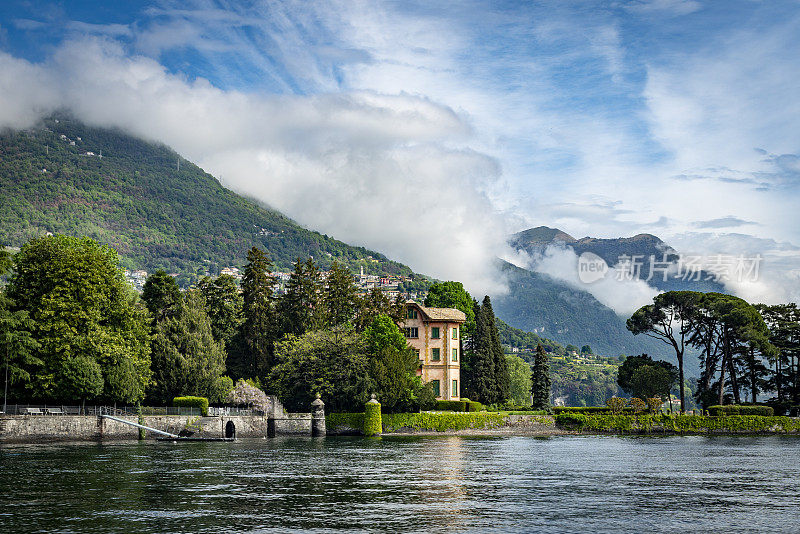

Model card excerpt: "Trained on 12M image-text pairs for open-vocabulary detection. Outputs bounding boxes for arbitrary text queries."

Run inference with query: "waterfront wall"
[0,413,314,443]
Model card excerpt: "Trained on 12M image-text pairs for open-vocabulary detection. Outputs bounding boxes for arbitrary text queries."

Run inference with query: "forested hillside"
[0,117,414,281]
[492,260,667,357]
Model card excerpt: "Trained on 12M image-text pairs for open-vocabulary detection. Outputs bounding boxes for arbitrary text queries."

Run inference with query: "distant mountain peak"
[509,226,576,247]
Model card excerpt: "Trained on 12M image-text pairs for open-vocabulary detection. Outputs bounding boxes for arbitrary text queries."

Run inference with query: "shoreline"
[5,413,800,444]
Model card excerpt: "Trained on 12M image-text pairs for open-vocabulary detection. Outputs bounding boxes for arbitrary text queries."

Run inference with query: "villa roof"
[407,300,466,323]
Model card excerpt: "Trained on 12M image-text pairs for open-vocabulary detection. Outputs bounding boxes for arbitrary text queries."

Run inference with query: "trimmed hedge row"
[708,405,774,416]
[173,396,209,416]
[554,413,800,433]
[382,412,507,432]
[553,406,636,414]
[435,400,485,412]
[325,413,365,434]
[327,411,507,433]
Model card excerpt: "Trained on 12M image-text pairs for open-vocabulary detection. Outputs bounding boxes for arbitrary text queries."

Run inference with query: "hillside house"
[402,301,466,400]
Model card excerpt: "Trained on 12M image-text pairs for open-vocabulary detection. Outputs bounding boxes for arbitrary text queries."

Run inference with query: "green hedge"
[466,401,484,412]
[708,405,774,416]
[173,396,209,416]
[553,406,638,414]
[382,412,507,432]
[553,407,611,414]
[554,413,588,429]
[554,413,800,433]
[436,400,468,412]
[325,413,365,434]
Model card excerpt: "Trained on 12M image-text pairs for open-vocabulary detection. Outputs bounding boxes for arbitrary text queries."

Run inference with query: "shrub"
[227,379,271,413]
[364,400,382,436]
[628,397,647,414]
[435,400,468,412]
[173,396,209,416]
[646,397,663,414]
[466,400,485,412]
[708,405,774,416]
[555,413,587,429]
[606,397,626,414]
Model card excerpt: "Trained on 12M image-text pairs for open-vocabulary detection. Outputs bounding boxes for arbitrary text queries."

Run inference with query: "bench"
[45,408,64,415]
[21,407,43,415]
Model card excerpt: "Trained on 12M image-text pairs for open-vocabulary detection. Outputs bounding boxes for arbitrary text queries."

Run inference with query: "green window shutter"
[431,380,440,397]
[452,348,458,361]
[452,327,458,340]
[431,327,440,339]
[452,379,458,397]
[431,348,440,361]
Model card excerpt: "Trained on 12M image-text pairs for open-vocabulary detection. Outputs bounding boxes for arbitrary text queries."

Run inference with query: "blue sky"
[1,0,799,304]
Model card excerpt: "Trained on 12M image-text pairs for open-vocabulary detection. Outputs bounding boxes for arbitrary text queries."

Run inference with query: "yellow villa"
[401,301,466,400]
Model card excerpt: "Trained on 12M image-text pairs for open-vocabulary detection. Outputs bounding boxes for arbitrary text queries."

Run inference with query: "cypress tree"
[482,296,510,405]
[463,299,495,404]
[531,343,551,410]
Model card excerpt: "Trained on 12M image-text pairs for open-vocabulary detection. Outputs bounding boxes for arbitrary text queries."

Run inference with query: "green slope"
[492,260,667,357]
[0,117,414,282]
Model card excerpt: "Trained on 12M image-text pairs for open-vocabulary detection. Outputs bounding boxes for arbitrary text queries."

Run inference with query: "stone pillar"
[311,394,326,437]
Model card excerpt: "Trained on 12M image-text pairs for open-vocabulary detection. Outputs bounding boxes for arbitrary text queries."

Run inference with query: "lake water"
[1,435,799,533]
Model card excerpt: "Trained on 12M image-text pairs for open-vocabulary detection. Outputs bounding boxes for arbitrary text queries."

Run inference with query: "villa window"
[431,380,441,397]
[404,327,418,338]
[431,348,440,361]
[452,327,458,340]
[407,308,418,319]
[452,348,458,362]
[452,379,458,397]
[431,327,440,339]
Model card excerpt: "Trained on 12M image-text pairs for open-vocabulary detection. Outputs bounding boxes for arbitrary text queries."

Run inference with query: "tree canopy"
[6,235,151,403]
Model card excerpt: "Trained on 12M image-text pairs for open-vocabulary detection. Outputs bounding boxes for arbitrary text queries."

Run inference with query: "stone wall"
[0,394,325,443]
[0,414,298,443]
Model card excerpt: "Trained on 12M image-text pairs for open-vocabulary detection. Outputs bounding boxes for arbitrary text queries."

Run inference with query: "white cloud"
[0,37,511,295]
[527,244,661,316]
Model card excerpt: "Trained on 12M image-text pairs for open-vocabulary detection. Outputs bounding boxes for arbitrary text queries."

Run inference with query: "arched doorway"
[225,420,236,439]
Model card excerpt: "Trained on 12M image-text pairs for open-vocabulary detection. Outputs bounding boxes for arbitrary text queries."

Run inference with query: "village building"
[402,301,466,400]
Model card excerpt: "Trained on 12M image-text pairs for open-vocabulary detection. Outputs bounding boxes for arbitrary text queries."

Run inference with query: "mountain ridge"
[0,116,415,285]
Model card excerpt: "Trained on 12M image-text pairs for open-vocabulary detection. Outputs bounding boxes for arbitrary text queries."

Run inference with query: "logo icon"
[577,252,608,284]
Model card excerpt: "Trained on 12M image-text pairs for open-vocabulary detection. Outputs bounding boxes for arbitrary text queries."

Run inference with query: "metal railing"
[0,405,261,416]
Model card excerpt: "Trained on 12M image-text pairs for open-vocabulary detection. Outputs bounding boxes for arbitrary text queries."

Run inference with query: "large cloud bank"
[0,38,512,295]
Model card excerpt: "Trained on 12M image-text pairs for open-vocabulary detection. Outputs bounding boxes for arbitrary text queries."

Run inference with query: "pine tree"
[323,261,357,328]
[238,247,276,379]
[149,290,227,403]
[278,257,322,336]
[142,270,182,324]
[531,344,551,410]
[198,274,243,352]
